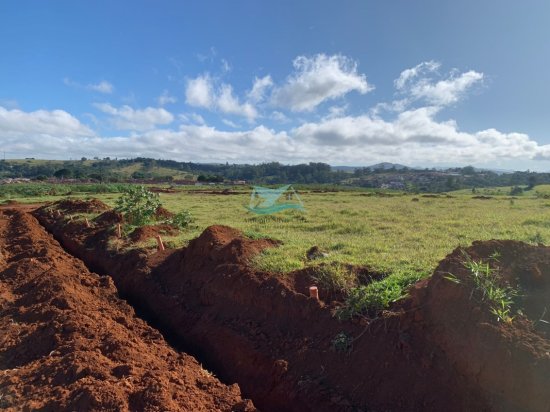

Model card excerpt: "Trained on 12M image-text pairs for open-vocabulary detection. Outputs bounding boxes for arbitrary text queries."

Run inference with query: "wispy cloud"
[64,78,114,94]
[157,90,177,106]
[93,103,173,131]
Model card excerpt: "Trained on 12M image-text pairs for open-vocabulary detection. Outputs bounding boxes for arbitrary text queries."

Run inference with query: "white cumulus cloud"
[271,54,373,112]
[395,61,484,107]
[185,75,214,108]
[185,75,258,121]
[94,103,174,131]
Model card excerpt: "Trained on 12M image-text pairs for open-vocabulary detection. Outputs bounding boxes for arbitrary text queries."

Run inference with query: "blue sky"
[1,1,550,170]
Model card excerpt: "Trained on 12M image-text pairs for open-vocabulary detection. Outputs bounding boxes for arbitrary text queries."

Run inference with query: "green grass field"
[3,183,550,314]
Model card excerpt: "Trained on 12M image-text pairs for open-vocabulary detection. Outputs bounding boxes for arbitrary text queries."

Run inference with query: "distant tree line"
[1,158,549,191]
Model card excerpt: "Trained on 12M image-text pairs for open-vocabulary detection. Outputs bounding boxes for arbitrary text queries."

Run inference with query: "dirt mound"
[472,195,494,200]
[129,224,179,243]
[154,206,175,219]
[408,240,550,411]
[94,209,124,225]
[57,198,109,214]
[184,225,280,267]
[0,209,255,411]
[433,239,550,327]
[32,204,550,411]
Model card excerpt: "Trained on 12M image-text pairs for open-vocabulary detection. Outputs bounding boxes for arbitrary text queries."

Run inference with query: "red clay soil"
[154,206,175,219]
[56,198,110,214]
[34,200,550,412]
[129,224,179,243]
[0,208,255,411]
[94,210,124,225]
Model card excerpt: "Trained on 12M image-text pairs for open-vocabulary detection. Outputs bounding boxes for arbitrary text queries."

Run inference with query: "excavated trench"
[0,207,255,411]
[30,200,550,412]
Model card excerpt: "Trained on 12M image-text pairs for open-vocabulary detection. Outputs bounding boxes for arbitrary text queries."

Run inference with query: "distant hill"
[331,166,358,172]
[365,162,411,171]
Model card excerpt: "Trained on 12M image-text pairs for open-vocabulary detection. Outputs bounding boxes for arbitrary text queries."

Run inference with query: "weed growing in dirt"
[310,263,357,297]
[464,256,518,322]
[447,253,519,322]
[115,186,160,226]
[335,270,423,319]
[331,332,353,353]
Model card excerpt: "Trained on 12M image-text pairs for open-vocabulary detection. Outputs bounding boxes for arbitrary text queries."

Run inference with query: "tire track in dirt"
[0,209,255,411]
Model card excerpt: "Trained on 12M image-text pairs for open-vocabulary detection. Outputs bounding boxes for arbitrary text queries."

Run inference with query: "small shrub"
[115,185,160,226]
[167,210,194,229]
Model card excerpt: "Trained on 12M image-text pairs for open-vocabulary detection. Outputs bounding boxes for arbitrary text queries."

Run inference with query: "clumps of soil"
[94,210,124,225]
[435,240,550,325]
[407,239,550,411]
[184,225,280,266]
[306,245,329,260]
[411,197,420,202]
[129,224,179,243]
[0,209,255,411]
[472,195,494,200]
[154,206,175,219]
[56,198,110,213]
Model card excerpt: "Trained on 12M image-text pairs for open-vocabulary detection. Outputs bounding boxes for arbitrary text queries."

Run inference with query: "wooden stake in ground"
[156,235,165,251]
[116,223,122,238]
[85,218,90,228]
[309,286,319,300]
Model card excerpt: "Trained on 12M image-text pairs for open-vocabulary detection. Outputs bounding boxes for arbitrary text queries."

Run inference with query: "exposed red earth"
[0,207,255,411]
[31,199,550,412]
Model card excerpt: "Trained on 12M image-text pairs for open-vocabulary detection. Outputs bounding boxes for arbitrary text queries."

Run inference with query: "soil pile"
[0,208,255,411]
[129,224,179,243]
[33,199,550,412]
[57,198,110,214]
[94,209,124,225]
[407,240,550,411]
[154,206,175,219]
[184,225,280,268]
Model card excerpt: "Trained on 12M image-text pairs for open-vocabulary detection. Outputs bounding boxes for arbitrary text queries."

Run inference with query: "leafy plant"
[168,210,194,229]
[115,185,161,226]
[335,270,422,320]
[454,253,519,322]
